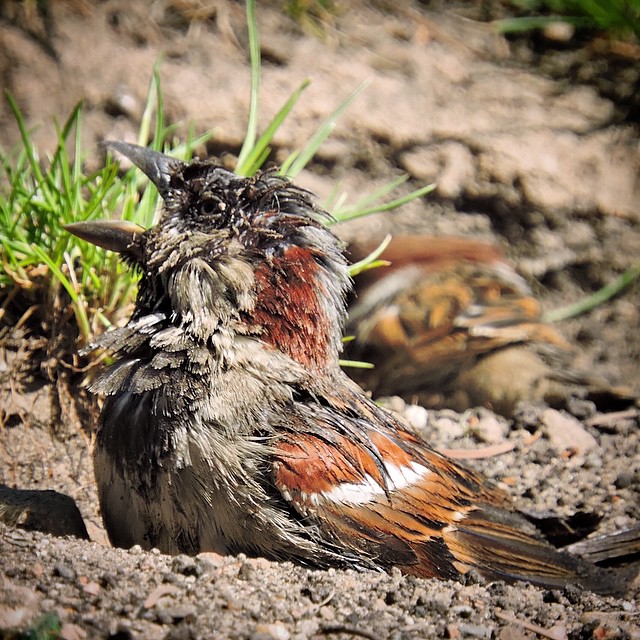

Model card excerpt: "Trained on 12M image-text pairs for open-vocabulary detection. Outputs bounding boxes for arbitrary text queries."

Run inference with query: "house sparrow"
[345,236,632,417]
[66,142,633,594]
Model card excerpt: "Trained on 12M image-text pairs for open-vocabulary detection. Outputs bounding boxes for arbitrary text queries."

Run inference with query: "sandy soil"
[0,2,639,638]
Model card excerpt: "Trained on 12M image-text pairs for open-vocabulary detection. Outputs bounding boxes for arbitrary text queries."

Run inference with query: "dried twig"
[320,625,383,640]
[585,409,638,430]
[495,611,567,640]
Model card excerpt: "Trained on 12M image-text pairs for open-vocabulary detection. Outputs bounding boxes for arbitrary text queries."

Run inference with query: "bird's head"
[66,142,350,371]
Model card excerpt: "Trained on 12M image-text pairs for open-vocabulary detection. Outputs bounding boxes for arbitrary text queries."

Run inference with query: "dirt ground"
[1,1,639,638]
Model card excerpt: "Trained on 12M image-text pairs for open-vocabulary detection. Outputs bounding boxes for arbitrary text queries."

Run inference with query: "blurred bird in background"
[345,236,634,417]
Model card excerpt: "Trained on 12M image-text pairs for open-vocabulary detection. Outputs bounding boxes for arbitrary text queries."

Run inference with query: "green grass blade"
[333,182,436,225]
[348,258,391,278]
[348,234,392,277]
[236,79,311,177]
[236,0,261,170]
[338,359,375,369]
[31,244,91,340]
[138,67,158,146]
[49,102,82,178]
[543,262,640,323]
[5,92,45,185]
[172,129,217,161]
[493,15,592,33]
[332,175,409,221]
[73,103,83,186]
[153,63,165,150]
[279,79,371,178]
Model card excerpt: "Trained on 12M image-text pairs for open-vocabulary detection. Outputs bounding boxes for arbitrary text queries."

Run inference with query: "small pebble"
[469,411,508,443]
[53,563,76,581]
[172,555,199,577]
[385,588,401,605]
[59,622,87,640]
[446,624,461,639]
[458,622,492,638]
[100,573,118,589]
[614,470,636,489]
[542,409,598,454]
[82,582,101,597]
[543,21,575,42]
[404,404,429,430]
[251,622,290,640]
[319,606,335,621]
[451,605,474,618]
[431,592,453,614]
[154,604,196,624]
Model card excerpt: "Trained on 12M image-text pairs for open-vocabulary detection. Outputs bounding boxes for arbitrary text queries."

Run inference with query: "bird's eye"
[199,198,218,216]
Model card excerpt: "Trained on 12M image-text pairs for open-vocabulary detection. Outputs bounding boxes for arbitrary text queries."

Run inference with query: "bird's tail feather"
[442,506,637,595]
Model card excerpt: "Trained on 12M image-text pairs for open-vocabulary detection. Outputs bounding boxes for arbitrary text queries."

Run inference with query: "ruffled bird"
[66,143,635,595]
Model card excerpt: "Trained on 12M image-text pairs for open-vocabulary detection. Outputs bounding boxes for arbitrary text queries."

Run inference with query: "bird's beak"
[104,140,179,198]
[64,220,145,254]
[65,142,182,254]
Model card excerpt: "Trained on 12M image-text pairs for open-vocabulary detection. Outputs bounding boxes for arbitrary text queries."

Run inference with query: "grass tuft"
[0,67,215,344]
[0,0,432,361]
[496,0,640,41]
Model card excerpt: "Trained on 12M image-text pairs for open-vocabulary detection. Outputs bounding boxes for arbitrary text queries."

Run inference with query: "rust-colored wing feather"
[272,388,621,592]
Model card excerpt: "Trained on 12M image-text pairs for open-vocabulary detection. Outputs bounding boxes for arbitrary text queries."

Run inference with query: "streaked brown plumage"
[345,236,632,416]
[65,143,635,595]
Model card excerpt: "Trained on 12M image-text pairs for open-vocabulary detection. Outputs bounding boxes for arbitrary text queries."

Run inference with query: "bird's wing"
[346,260,571,397]
[271,391,614,591]
[352,261,566,355]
